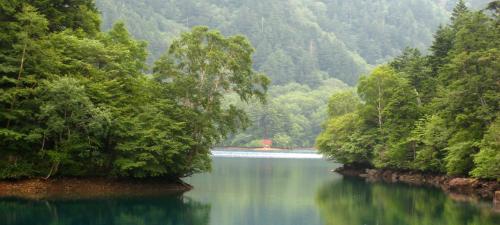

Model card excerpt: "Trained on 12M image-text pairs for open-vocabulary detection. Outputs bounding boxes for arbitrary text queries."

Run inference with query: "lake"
[1,150,499,225]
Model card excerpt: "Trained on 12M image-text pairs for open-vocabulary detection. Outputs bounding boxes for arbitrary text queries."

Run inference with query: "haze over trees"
[317,1,500,179]
[0,1,267,179]
[96,0,452,85]
[95,0,494,147]
[222,79,348,148]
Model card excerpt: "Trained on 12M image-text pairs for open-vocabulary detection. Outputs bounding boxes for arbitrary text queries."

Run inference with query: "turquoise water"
[1,151,499,225]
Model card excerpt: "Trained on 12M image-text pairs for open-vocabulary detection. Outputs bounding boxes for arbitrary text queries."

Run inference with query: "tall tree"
[451,0,470,22]
[154,26,269,175]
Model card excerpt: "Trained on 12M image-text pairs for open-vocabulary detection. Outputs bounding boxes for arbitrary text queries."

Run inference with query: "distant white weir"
[211,150,323,159]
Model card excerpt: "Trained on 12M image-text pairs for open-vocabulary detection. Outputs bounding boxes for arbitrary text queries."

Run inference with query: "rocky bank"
[335,166,500,200]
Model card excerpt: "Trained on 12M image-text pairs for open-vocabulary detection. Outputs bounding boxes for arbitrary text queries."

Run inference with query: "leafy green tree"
[316,112,372,165]
[317,2,499,179]
[113,85,196,178]
[429,25,455,73]
[154,26,269,175]
[409,115,450,172]
[0,4,51,178]
[37,77,107,178]
[316,90,373,165]
[390,48,435,104]
[471,116,500,179]
[436,11,499,176]
[28,0,101,35]
[327,90,359,118]
[451,0,469,22]
[1,2,270,180]
[358,66,421,169]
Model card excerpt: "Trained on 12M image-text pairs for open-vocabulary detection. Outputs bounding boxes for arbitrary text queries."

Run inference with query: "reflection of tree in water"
[315,177,500,225]
[0,195,210,225]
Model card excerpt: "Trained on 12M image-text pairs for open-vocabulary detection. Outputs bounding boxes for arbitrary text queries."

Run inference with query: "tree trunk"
[377,77,383,130]
[44,161,60,180]
[6,41,28,128]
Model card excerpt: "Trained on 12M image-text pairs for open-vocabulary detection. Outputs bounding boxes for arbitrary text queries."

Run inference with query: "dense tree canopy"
[317,2,500,179]
[95,0,470,86]
[0,1,267,179]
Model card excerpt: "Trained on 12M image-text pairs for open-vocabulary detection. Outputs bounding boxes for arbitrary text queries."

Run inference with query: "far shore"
[214,146,317,151]
[0,178,190,200]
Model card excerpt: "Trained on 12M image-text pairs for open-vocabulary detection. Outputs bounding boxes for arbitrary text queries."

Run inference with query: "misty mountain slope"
[93,0,494,147]
[95,0,466,86]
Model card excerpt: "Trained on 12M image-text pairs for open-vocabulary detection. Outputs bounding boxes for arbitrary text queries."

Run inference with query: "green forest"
[0,0,498,180]
[317,1,499,179]
[95,0,494,148]
[222,79,348,148]
[96,0,490,85]
[0,1,268,179]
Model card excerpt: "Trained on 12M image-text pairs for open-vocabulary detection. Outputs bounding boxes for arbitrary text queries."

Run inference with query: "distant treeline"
[0,1,268,179]
[222,79,348,148]
[317,1,500,179]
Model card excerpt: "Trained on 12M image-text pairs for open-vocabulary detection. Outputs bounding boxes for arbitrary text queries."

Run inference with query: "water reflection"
[1,154,498,225]
[316,177,500,225]
[0,195,210,225]
[184,157,337,225]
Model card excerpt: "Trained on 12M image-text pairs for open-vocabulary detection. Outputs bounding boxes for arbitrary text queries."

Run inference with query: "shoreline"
[0,178,191,200]
[335,166,500,202]
[214,147,317,151]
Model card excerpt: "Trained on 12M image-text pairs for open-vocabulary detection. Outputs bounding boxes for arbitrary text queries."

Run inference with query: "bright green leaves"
[37,77,106,177]
[316,90,373,165]
[433,10,499,177]
[356,66,421,169]
[114,98,193,178]
[471,117,500,179]
[316,111,371,165]
[15,4,49,40]
[154,26,269,166]
[156,26,269,107]
[107,26,270,178]
[410,115,450,173]
[327,90,360,118]
[317,3,499,179]
[2,3,263,180]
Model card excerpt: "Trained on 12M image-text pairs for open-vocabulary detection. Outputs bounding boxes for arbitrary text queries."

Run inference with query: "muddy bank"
[335,166,499,200]
[0,178,191,200]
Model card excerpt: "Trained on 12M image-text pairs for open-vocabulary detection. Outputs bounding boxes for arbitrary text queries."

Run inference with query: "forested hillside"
[317,1,500,179]
[96,0,456,86]
[95,0,493,148]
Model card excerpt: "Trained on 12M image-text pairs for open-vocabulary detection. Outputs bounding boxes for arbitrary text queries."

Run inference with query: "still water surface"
[1,150,499,225]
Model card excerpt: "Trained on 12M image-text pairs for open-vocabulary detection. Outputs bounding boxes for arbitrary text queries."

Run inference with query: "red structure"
[262,139,273,148]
